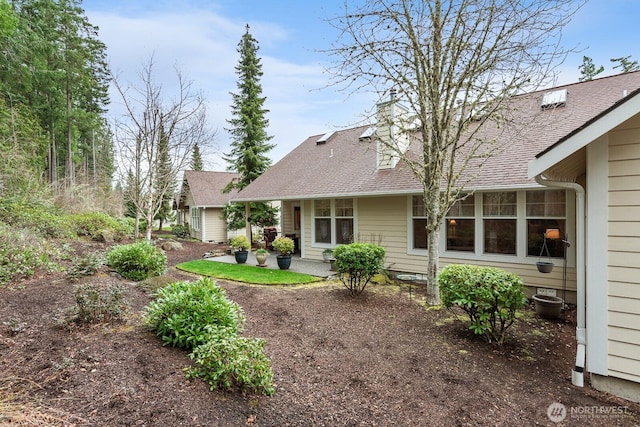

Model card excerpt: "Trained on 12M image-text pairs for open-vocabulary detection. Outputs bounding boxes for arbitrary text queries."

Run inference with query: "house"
[174,170,240,243]
[233,72,640,402]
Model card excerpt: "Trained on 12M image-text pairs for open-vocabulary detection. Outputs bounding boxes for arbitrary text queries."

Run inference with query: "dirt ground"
[1,237,639,427]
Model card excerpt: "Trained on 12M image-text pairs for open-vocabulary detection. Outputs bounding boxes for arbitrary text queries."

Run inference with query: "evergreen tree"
[154,125,175,231]
[223,24,278,233]
[223,24,274,190]
[611,55,640,73]
[578,56,604,81]
[191,143,204,171]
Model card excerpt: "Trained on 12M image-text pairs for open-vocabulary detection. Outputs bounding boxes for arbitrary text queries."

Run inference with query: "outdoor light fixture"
[545,228,560,240]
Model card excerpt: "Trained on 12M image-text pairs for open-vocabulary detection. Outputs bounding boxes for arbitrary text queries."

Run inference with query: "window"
[483,192,516,255]
[445,195,475,252]
[313,199,354,245]
[335,199,354,244]
[412,196,428,249]
[526,190,566,258]
[190,207,200,231]
[314,200,331,244]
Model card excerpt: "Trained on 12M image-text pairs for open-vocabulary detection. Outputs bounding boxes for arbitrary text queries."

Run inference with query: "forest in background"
[0,0,115,211]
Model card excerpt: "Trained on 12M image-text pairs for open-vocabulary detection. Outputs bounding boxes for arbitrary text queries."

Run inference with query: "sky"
[81,0,640,170]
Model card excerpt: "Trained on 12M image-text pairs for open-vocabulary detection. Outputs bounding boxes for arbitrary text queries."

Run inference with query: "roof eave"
[528,89,640,179]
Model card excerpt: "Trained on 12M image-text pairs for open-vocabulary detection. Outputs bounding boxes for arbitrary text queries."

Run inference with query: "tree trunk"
[426,228,441,305]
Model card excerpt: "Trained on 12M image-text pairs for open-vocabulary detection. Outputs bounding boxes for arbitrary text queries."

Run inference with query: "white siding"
[607,120,640,384]
[203,208,227,243]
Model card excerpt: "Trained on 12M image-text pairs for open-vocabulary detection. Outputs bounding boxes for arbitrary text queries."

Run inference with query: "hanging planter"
[536,261,554,273]
[535,230,556,273]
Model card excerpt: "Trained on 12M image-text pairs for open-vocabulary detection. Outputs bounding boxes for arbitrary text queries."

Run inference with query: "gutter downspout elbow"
[535,174,586,388]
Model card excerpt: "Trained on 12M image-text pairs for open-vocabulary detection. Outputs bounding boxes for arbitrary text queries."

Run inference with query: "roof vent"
[541,89,567,110]
[358,126,376,141]
[316,131,335,145]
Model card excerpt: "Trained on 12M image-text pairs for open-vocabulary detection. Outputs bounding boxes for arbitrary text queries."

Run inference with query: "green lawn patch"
[176,260,321,285]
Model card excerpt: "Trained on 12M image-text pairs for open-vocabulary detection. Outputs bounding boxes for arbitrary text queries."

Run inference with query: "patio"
[210,250,335,278]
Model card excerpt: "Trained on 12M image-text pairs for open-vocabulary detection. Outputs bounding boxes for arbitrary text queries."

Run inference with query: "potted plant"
[272,236,294,270]
[255,248,268,267]
[322,248,334,263]
[229,235,250,264]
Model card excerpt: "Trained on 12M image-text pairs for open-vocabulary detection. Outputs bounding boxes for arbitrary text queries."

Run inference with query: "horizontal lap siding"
[607,126,640,383]
[203,208,226,243]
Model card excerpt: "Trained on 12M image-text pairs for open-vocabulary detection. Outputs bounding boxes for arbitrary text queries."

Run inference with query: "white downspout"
[535,174,586,387]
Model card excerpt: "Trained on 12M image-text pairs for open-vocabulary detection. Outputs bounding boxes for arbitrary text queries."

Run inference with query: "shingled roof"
[177,170,240,208]
[234,71,640,202]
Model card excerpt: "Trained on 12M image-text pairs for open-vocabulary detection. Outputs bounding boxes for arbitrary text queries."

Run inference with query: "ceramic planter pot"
[256,252,268,266]
[234,250,248,264]
[276,254,292,270]
[533,294,563,319]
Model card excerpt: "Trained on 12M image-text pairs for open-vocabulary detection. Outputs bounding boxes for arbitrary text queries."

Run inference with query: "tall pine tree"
[224,24,274,190]
[223,24,278,232]
[190,143,204,171]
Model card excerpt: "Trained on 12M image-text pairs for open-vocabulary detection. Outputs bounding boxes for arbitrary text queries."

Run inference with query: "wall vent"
[541,89,567,110]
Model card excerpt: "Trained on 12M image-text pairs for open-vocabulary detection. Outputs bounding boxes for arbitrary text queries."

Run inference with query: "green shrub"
[143,277,245,349]
[171,224,190,238]
[70,211,132,241]
[0,198,74,238]
[271,236,294,255]
[143,277,274,396]
[106,241,167,281]
[186,327,275,396]
[68,251,105,280]
[438,264,528,344]
[229,235,250,251]
[73,283,128,323]
[0,223,59,286]
[333,243,386,295]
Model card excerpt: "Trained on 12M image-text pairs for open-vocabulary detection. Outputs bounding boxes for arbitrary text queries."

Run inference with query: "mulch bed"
[0,237,638,426]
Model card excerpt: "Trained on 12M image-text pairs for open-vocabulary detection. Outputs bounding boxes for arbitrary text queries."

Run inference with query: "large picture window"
[483,192,516,255]
[412,196,428,250]
[313,199,354,245]
[445,195,475,252]
[526,190,566,258]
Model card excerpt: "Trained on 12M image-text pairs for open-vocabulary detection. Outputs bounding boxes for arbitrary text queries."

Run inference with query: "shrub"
[438,264,528,344]
[70,211,132,241]
[143,278,245,349]
[229,235,251,251]
[0,198,74,238]
[333,243,386,295]
[271,236,294,255]
[73,283,128,323]
[68,251,105,280]
[171,224,190,238]
[186,327,275,396]
[143,277,274,396]
[106,241,167,281]
[0,223,60,286]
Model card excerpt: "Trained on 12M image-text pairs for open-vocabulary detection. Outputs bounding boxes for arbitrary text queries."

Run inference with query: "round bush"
[106,241,167,281]
[143,277,245,349]
[333,243,386,295]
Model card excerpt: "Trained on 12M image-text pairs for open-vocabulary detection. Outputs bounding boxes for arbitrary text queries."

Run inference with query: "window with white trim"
[445,194,475,252]
[526,190,566,258]
[335,199,354,244]
[190,207,200,231]
[483,192,517,255]
[313,199,354,245]
[412,195,428,250]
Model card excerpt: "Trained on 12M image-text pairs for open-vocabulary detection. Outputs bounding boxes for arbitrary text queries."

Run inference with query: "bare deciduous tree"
[327,0,583,304]
[113,57,215,240]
